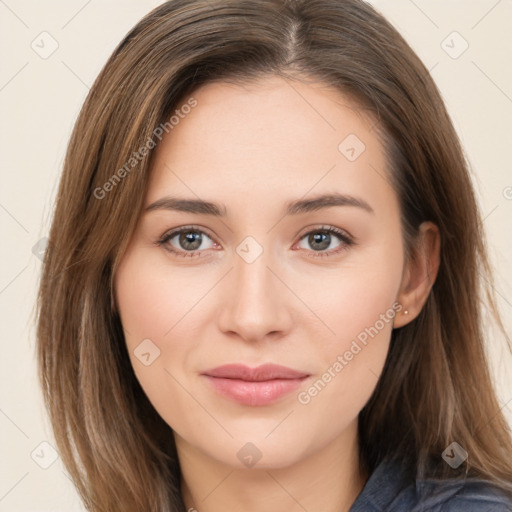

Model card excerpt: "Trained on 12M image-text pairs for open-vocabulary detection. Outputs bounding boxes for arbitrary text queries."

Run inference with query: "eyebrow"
[144,192,374,216]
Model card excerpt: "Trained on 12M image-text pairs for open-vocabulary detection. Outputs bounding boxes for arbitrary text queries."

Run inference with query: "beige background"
[1,0,511,510]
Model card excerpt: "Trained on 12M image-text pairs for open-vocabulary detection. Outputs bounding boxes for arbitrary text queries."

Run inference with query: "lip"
[201,363,310,406]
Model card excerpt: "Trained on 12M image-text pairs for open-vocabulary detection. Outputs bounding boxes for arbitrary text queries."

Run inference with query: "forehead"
[145,75,395,218]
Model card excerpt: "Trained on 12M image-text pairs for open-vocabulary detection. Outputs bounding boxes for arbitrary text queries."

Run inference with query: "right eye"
[157,226,220,258]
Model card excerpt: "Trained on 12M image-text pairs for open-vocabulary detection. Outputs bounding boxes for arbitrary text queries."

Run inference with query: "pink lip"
[201,364,310,406]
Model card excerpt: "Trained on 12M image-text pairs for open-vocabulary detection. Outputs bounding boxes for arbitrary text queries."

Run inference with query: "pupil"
[310,232,330,251]
[180,231,201,250]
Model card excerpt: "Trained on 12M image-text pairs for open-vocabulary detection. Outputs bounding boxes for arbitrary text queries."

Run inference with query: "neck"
[177,419,367,512]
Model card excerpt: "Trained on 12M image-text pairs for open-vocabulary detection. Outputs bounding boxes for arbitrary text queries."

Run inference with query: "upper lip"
[201,363,310,382]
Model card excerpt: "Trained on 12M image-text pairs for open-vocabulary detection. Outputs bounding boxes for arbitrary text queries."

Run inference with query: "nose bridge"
[217,238,292,341]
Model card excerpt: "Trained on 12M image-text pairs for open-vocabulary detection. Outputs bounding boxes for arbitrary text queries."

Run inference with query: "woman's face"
[114,75,408,469]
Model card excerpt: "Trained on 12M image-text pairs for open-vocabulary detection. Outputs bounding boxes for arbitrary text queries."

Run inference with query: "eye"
[157,226,219,258]
[156,224,354,259]
[294,226,354,258]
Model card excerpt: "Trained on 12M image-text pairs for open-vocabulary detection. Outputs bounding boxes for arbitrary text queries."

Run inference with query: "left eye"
[297,228,345,252]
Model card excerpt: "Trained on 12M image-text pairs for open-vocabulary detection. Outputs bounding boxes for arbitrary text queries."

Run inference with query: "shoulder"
[349,458,512,512]
[416,477,512,511]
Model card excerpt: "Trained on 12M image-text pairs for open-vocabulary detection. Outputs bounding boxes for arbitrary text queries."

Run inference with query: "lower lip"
[202,375,308,406]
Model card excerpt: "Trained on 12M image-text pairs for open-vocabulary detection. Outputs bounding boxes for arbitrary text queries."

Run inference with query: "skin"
[113,74,440,512]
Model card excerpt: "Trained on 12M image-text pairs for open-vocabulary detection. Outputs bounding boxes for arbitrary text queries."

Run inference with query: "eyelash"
[155,225,355,259]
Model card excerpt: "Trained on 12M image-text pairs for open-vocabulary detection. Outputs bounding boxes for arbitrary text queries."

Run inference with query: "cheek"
[114,251,200,425]
[115,250,206,348]
[296,240,403,411]
[114,248,221,397]
[311,240,403,349]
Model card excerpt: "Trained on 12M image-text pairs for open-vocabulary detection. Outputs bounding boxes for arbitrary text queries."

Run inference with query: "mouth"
[201,363,311,406]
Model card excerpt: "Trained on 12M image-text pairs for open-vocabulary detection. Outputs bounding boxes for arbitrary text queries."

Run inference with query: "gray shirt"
[349,458,512,511]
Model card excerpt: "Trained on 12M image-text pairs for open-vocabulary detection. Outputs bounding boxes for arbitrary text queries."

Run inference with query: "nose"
[217,245,294,344]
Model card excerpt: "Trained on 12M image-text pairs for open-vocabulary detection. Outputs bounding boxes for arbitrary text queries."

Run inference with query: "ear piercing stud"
[404,310,409,315]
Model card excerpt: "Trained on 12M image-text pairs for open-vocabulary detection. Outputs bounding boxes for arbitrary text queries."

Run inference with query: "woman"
[36,0,512,510]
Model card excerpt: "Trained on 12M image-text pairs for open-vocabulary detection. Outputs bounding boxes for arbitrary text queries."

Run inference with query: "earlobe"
[394,221,441,328]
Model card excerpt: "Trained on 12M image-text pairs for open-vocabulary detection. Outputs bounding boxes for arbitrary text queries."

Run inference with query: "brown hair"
[36,0,512,510]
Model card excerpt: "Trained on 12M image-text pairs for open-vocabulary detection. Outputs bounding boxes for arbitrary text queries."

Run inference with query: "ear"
[394,221,441,328]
